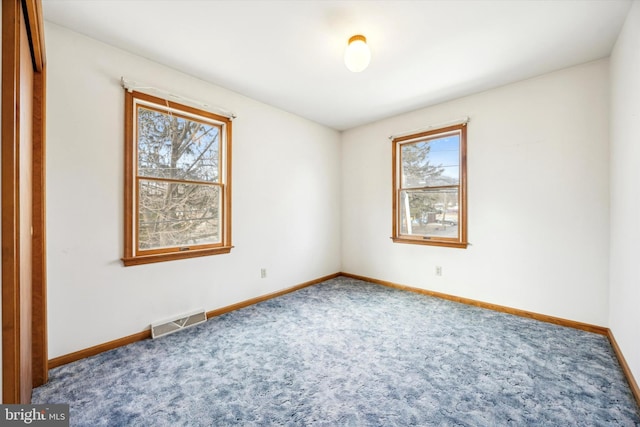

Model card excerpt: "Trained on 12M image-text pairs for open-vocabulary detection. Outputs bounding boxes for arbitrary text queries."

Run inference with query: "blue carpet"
[33,277,640,426]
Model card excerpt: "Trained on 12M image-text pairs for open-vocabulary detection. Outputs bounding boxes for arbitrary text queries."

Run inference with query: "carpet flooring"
[32,277,640,426]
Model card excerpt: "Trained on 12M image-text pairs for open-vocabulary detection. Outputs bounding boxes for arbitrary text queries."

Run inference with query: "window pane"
[137,106,220,183]
[138,180,221,250]
[401,134,459,188]
[399,188,459,238]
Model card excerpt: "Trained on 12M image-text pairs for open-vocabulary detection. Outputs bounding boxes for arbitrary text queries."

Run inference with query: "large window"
[122,91,232,266]
[392,123,467,248]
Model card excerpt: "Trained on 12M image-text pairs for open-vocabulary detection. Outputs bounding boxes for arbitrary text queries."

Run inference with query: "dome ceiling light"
[344,34,371,72]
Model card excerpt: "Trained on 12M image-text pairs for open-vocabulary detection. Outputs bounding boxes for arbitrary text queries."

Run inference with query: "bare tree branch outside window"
[136,106,222,250]
[122,90,232,266]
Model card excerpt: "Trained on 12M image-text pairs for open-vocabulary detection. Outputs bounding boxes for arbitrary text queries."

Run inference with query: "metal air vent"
[151,309,207,339]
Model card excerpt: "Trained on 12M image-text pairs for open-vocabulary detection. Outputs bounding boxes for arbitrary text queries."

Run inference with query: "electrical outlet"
[260,268,267,279]
[435,266,442,276]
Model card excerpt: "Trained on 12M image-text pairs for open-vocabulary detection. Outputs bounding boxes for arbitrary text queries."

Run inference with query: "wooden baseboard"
[206,273,341,318]
[48,273,341,369]
[344,272,640,408]
[48,330,151,369]
[607,329,640,407]
[340,272,609,335]
[47,270,638,409]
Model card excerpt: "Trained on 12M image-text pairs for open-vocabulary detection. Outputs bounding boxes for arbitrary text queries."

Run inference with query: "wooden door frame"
[2,0,47,403]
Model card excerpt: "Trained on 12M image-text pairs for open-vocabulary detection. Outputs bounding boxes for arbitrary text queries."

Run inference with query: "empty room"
[2,0,639,425]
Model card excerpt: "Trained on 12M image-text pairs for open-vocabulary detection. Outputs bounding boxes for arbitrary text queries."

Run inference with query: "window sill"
[122,246,233,266]
[391,237,468,249]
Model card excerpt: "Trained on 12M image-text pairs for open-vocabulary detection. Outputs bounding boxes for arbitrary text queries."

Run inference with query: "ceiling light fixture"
[344,35,371,73]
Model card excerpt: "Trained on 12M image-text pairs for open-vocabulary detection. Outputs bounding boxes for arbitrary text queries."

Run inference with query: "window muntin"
[123,91,232,265]
[392,123,467,248]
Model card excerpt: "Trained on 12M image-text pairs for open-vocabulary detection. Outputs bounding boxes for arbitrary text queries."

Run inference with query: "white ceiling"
[42,0,632,131]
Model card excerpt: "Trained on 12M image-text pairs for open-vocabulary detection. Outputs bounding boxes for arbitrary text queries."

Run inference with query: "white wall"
[609,0,640,386]
[342,60,610,326]
[42,9,636,372]
[45,23,341,358]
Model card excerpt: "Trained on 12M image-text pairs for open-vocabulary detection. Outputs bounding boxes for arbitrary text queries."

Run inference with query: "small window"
[122,91,232,266]
[392,123,467,248]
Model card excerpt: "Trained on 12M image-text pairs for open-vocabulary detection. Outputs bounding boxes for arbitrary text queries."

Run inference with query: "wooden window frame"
[391,123,468,249]
[122,90,233,266]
